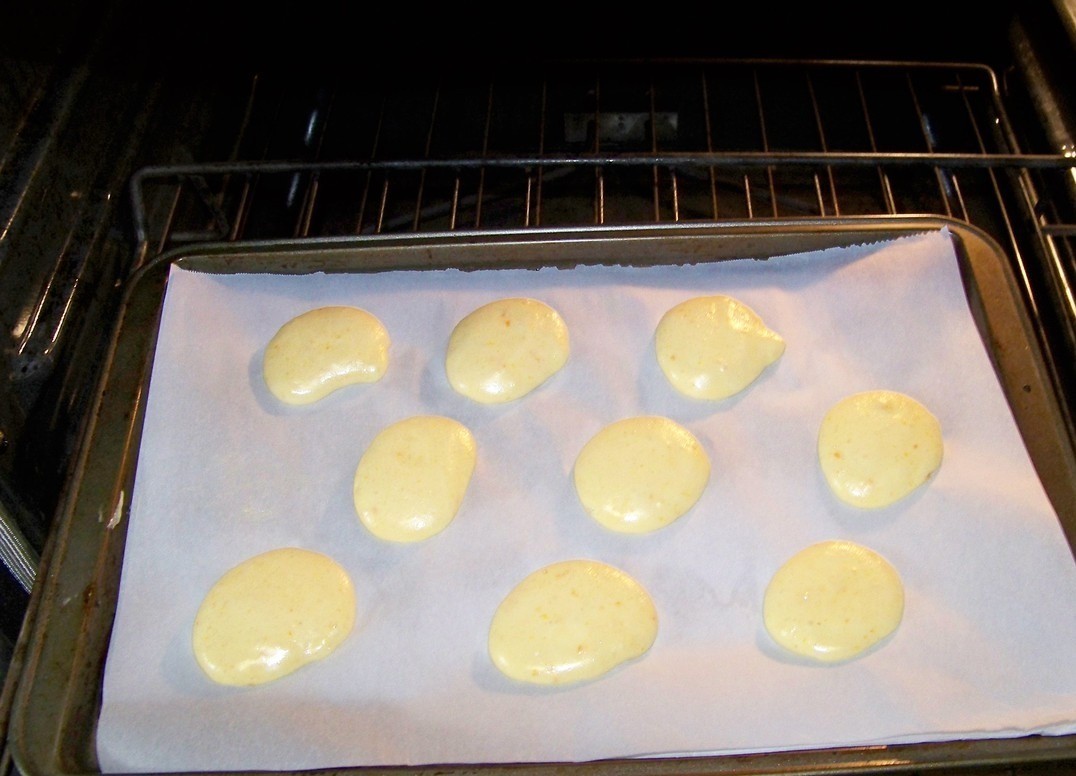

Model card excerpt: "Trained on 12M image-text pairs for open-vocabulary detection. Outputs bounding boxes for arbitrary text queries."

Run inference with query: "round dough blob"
[573,415,710,533]
[263,306,390,405]
[488,559,658,686]
[818,389,943,509]
[655,294,785,400]
[763,540,904,663]
[192,547,356,686]
[445,297,569,404]
[353,415,477,542]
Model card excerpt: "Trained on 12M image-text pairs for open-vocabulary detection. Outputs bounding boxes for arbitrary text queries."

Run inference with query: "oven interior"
[1,0,1075,773]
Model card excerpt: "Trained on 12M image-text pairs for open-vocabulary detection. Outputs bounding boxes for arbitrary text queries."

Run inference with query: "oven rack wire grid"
[128,57,1076,439]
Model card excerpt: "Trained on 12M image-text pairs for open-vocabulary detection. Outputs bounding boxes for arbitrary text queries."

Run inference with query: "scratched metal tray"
[4,216,1076,776]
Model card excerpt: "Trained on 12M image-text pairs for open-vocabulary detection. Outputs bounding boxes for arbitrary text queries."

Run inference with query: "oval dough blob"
[353,415,477,542]
[445,297,569,404]
[263,306,390,405]
[818,389,943,508]
[573,416,710,533]
[488,559,658,686]
[192,547,356,686]
[763,540,904,663]
[655,294,785,400]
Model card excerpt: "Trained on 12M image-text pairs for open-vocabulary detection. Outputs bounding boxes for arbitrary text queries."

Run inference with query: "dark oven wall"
[1,0,1075,696]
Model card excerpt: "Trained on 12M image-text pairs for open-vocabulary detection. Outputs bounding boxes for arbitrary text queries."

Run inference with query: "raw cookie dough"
[353,415,477,542]
[488,559,659,686]
[818,389,943,508]
[192,547,356,686]
[445,297,569,404]
[655,294,785,400]
[763,539,904,663]
[263,306,390,405]
[573,415,710,533]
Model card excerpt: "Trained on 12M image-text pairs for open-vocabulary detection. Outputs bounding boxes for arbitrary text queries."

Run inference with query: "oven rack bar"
[130,154,1076,247]
[127,58,1071,249]
[128,154,1076,340]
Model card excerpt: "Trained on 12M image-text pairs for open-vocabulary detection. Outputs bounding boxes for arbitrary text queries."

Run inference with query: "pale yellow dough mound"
[353,415,477,542]
[262,306,390,405]
[573,416,710,533]
[818,389,943,508]
[763,540,904,663]
[655,294,785,400]
[192,547,356,686]
[488,559,658,686]
[445,297,569,404]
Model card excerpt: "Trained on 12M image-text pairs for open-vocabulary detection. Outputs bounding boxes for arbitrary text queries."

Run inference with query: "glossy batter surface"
[445,297,569,404]
[763,540,904,663]
[192,548,356,686]
[488,559,658,686]
[353,415,477,542]
[573,415,710,533]
[818,389,943,508]
[263,306,390,405]
[655,294,785,400]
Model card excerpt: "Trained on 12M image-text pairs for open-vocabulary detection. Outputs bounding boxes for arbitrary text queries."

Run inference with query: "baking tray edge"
[4,216,1075,776]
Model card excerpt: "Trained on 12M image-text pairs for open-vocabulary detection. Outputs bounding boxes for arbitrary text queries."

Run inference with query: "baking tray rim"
[5,215,1076,776]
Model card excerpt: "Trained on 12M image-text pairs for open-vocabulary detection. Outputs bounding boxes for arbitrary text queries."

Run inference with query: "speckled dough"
[262,306,389,405]
[445,297,569,403]
[192,547,356,686]
[488,559,658,686]
[763,540,904,663]
[353,415,477,542]
[655,294,785,400]
[818,389,943,508]
[573,415,710,533]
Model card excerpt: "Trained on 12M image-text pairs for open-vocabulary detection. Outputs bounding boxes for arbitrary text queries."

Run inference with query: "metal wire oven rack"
[127,59,1076,434]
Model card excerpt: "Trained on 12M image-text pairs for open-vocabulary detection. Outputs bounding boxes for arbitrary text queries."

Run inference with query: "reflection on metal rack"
[128,59,1076,442]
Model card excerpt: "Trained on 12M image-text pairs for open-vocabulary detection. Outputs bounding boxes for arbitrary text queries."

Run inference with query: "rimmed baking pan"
[4,216,1076,775]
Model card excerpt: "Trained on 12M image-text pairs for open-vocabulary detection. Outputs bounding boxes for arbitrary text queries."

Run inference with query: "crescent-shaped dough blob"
[263,306,389,405]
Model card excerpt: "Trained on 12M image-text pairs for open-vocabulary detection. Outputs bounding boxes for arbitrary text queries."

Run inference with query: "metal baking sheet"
[5,218,1076,775]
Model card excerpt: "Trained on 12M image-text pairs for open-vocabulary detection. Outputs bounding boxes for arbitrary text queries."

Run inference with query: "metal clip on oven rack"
[126,60,1076,439]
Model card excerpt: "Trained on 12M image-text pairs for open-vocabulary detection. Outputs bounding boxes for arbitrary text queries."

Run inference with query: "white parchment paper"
[96,230,1076,772]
